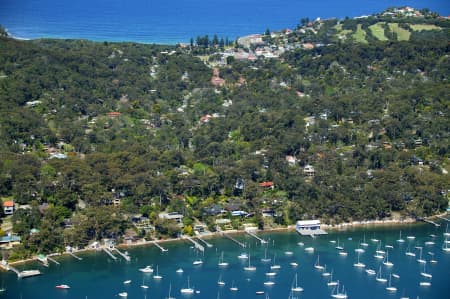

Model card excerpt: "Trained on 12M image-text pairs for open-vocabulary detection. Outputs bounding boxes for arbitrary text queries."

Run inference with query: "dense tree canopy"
[0,10,448,258]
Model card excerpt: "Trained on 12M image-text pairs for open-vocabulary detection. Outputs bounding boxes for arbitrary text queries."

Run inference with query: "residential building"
[3,200,15,215]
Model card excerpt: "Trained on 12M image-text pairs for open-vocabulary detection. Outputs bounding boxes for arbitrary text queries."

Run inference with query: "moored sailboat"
[218,251,229,267]
[180,277,194,294]
[385,274,397,292]
[376,266,387,283]
[314,255,325,270]
[244,254,256,271]
[291,273,304,292]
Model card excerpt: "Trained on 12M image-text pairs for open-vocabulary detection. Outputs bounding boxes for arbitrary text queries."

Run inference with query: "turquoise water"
[0,0,449,44]
[1,222,450,298]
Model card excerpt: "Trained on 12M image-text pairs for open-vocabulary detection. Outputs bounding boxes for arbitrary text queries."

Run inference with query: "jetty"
[0,263,41,278]
[221,232,246,248]
[68,251,83,260]
[113,248,131,261]
[419,217,440,227]
[151,241,168,252]
[102,247,118,260]
[47,256,60,265]
[36,255,49,267]
[246,230,268,244]
[196,236,213,248]
[1,263,20,276]
[436,215,450,222]
[182,235,205,252]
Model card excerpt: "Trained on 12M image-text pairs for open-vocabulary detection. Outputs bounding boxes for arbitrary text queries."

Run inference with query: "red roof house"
[3,200,15,215]
[259,181,274,188]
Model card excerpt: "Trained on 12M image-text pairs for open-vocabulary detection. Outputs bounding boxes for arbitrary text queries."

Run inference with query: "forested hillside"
[0,10,448,258]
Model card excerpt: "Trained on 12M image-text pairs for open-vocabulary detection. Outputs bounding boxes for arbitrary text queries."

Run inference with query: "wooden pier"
[113,248,131,261]
[102,247,117,260]
[196,236,213,248]
[182,235,205,252]
[221,232,246,248]
[246,230,268,244]
[151,241,168,252]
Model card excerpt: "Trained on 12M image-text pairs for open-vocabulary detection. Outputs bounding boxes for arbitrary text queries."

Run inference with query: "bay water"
[0,0,449,44]
[1,221,450,298]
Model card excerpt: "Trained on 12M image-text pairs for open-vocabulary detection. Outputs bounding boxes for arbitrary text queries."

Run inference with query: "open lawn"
[336,29,352,40]
[369,23,388,41]
[353,24,368,43]
[410,24,441,31]
[388,23,411,41]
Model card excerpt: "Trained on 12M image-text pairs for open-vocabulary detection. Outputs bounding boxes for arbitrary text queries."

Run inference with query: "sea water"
[0,0,449,44]
[1,221,450,299]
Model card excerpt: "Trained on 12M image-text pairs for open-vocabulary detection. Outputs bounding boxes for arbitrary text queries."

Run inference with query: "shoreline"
[4,212,447,268]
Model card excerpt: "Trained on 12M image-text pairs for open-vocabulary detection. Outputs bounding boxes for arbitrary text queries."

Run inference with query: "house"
[204,204,224,216]
[49,153,67,159]
[200,114,213,123]
[107,112,122,118]
[112,198,121,207]
[259,181,274,189]
[159,212,184,225]
[262,209,275,217]
[302,43,315,50]
[132,216,154,231]
[0,234,21,248]
[285,155,297,165]
[303,165,315,177]
[296,220,327,235]
[231,210,248,217]
[3,200,15,215]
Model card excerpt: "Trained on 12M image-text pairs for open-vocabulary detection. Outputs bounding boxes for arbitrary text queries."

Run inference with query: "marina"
[1,220,449,299]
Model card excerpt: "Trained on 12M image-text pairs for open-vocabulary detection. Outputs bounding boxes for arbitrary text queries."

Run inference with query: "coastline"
[4,212,447,268]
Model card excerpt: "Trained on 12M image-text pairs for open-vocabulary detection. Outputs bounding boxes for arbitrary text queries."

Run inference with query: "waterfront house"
[3,200,15,215]
[296,219,327,236]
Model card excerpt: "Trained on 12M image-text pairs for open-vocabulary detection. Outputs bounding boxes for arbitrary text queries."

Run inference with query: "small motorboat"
[55,284,70,289]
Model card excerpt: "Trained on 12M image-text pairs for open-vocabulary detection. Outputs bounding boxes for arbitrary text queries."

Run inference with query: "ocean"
[0,0,449,44]
[1,222,450,299]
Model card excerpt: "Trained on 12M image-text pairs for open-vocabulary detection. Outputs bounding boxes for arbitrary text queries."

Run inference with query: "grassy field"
[388,23,411,41]
[353,24,368,43]
[369,22,388,41]
[410,24,441,31]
